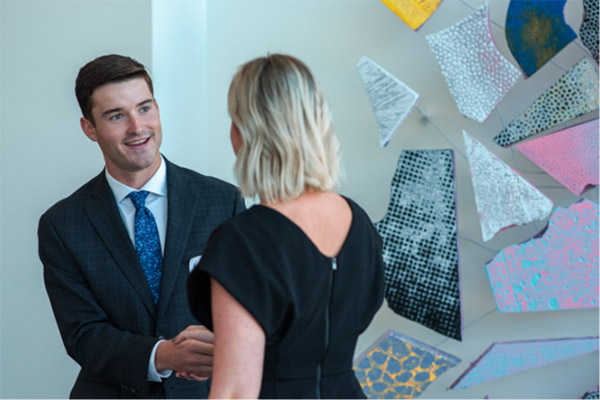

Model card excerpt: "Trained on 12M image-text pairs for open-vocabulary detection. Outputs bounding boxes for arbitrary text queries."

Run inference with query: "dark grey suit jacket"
[38,158,245,399]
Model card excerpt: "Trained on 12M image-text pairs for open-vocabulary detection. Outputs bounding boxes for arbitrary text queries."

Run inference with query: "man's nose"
[128,114,143,134]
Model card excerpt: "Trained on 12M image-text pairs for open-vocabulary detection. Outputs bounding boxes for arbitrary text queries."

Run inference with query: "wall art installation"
[505,0,576,78]
[463,131,554,242]
[357,56,420,147]
[450,337,600,389]
[486,199,599,313]
[354,329,460,399]
[380,0,442,30]
[425,2,521,122]
[375,150,461,340]
[581,0,599,63]
[493,57,599,147]
[515,119,599,195]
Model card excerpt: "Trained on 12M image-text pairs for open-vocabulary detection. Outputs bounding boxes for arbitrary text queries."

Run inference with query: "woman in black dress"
[186,54,384,399]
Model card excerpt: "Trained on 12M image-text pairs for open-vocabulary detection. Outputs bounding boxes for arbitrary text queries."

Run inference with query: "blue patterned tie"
[128,191,162,303]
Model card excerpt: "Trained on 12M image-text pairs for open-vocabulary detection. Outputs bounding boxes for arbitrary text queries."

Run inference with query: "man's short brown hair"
[75,54,153,125]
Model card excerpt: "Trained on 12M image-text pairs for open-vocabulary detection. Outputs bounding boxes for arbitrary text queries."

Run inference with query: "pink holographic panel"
[485,199,599,313]
[516,119,599,196]
[463,131,554,242]
[425,2,521,122]
[450,337,600,389]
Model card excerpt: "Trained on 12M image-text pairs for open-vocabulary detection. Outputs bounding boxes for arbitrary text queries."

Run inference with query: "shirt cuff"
[148,339,173,382]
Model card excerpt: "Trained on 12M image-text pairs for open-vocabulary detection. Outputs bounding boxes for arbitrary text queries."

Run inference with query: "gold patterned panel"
[354,330,460,399]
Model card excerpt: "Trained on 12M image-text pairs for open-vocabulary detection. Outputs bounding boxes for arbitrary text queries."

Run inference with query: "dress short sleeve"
[187,216,291,341]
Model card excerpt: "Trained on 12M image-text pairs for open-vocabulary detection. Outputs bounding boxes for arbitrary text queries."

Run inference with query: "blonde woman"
[186,54,384,399]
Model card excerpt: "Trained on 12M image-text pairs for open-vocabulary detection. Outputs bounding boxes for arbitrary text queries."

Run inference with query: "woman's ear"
[230,123,243,156]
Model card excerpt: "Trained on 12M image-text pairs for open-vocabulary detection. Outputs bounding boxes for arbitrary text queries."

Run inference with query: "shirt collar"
[105,155,168,203]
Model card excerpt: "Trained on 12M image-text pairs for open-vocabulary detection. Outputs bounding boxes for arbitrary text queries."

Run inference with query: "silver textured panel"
[426,2,521,122]
[493,58,599,147]
[463,131,554,242]
[357,56,419,147]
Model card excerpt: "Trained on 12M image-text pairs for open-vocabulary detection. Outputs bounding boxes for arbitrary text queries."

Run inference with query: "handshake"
[156,325,214,381]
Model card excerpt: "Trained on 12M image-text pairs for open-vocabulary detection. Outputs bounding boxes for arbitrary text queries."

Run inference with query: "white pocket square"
[189,255,202,273]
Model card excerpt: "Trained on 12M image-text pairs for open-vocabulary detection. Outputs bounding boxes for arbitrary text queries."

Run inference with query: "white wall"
[0,1,152,397]
[1,0,598,398]
[152,0,209,175]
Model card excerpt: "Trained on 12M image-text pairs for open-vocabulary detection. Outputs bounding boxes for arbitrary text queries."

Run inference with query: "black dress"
[188,196,384,399]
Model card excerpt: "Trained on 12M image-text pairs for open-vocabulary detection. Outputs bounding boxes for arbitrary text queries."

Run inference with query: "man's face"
[81,78,162,186]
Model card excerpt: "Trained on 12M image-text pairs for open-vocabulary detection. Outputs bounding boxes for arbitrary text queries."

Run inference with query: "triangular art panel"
[425,2,521,122]
[505,0,576,78]
[515,119,599,195]
[581,0,599,63]
[356,56,419,147]
[354,329,460,399]
[375,150,461,340]
[493,58,600,147]
[463,131,553,242]
[581,385,600,399]
[380,0,442,30]
[450,337,600,389]
[486,199,599,313]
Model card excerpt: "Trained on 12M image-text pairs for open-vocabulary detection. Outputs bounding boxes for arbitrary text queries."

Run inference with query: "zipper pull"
[331,257,337,270]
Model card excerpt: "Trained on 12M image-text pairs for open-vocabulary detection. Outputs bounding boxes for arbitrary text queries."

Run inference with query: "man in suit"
[38,54,245,398]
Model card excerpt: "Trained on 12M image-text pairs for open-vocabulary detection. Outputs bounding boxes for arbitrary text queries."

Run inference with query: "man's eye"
[109,114,123,121]
[140,106,150,113]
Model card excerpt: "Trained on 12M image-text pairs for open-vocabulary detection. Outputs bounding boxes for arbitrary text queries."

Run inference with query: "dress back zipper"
[316,257,337,399]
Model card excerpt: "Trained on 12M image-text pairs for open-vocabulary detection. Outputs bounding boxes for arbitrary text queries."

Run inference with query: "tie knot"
[128,190,150,210]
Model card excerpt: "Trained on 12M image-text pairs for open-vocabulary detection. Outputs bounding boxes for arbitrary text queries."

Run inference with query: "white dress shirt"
[105,156,172,382]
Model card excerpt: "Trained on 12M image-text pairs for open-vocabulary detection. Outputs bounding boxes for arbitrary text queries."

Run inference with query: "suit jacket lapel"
[85,171,157,315]
[157,160,198,320]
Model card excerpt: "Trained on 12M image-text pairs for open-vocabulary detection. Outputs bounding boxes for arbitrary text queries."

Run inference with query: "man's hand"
[155,325,214,381]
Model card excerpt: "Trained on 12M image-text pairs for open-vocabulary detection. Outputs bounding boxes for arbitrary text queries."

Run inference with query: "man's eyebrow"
[101,107,123,117]
[137,98,153,107]
[101,98,154,117]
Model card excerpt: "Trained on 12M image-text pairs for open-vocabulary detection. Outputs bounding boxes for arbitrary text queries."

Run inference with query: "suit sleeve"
[39,212,158,398]
[232,189,247,215]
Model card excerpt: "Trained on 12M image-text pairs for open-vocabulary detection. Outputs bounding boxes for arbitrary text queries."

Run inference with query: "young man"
[38,54,245,398]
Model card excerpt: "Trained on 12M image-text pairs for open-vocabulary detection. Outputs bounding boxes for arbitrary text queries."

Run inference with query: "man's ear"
[80,117,97,142]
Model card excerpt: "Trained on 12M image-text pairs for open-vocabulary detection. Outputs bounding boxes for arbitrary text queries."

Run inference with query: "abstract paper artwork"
[354,329,460,399]
[505,0,576,77]
[463,131,554,242]
[581,385,600,399]
[515,119,599,195]
[425,2,521,122]
[380,0,442,30]
[375,150,461,340]
[450,337,600,389]
[581,0,599,63]
[357,56,419,147]
[493,58,599,147]
[486,199,599,313]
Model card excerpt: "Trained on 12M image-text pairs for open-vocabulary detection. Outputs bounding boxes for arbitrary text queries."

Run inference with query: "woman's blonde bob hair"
[228,54,342,203]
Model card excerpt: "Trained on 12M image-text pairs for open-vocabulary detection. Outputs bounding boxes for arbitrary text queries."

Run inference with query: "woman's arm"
[209,278,266,399]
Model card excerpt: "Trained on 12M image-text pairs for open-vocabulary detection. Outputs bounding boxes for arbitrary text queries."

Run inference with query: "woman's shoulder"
[340,195,373,225]
[208,205,280,244]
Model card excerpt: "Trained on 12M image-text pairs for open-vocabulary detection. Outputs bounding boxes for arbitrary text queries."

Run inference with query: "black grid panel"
[375,149,461,340]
